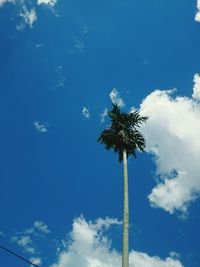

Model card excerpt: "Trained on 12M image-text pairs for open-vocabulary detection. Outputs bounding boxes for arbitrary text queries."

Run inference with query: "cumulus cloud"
[82,107,90,119]
[33,220,50,234]
[169,251,180,260]
[51,216,183,267]
[139,73,200,215]
[109,88,125,108]
[195,0,200,22]
[34,121,49,133]
[192,73,200,100]
[37,0,57,6]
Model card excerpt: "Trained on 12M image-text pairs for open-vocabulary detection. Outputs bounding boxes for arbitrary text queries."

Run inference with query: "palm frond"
[98,103,148,162]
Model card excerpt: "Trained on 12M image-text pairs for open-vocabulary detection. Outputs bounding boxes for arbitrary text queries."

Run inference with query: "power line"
[0,244,39,267]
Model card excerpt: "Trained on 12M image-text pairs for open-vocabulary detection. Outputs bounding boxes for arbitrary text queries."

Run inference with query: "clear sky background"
[0,1,200,267]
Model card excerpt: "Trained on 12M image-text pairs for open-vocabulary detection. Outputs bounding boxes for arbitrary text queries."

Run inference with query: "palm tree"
[98,104,148,267]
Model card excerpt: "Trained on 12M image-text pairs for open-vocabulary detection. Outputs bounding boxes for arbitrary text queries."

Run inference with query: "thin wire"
[0,244,39,267]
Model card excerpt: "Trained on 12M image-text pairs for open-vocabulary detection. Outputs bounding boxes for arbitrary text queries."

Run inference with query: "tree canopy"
[98,104,148,162]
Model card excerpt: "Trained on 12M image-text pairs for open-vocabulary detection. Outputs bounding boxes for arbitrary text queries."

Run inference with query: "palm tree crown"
[98,104,148,162]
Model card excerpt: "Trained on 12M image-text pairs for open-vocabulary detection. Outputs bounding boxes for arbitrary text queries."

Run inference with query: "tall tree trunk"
[122,149,129,267]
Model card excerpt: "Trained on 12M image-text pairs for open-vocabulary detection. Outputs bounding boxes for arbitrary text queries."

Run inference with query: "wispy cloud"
[140,73,200,216]
[30,257,42,266]
[33,221,50,234]
[0,230,5,237]
[74,39,84,53]
[35,43,44,48]
[51,216,183,267]
[55,65,66,88]
[34,121,49,133]
[82,26,89,34]
[142,60,149,67]
[68,37,85,54]
[0,0,57,8]
[195,0,200,22]
[0,0,58,30]
[82,107,90,119]
[17,6,37,31]
[11,220,50,264]
[11,235,36,254]
[169,251,180,260]
[37,0,57,7]
[0,0,14,7]
[100,108,108,123]
[109,88,125,107]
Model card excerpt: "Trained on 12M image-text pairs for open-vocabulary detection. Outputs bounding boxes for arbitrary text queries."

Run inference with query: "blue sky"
[0,1,200,266]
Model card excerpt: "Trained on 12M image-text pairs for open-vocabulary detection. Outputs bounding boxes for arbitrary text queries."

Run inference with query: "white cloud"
[0,0,14,6]
[35,43,44,48]
[74,39,84,53]
[51,216,183,267]
[142,60,149,67]
[82,107,90,119]
[0,0,57,8]
[139,73,200,215]
[195,0,200,22]
[11,220,50,259]
[82,26,89,34]
[17,7,37,30]
[33,220,50,234]
[56,76,66,88]
[109,88,125,108]
[37,0,57,7]
[1,0,57,30]
[30,257,42,266]
[11,235,36,254]
[169,251,180,260]
[100,108,108,123]
[192,73,200,100]
[22,7,37,28]
[0,230,5,237]
[68,37,85,54]
[55,65,66,88]
[129,251,183,267]
[34,121,48,133]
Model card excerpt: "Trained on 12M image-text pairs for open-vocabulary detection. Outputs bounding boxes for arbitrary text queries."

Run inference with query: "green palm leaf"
[98,104,148,162]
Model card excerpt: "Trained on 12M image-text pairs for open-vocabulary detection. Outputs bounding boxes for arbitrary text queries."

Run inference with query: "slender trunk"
[122,149,129,267]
